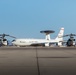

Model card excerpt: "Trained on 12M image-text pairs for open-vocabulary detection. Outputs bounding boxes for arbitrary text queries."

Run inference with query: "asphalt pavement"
[0,46,76,75]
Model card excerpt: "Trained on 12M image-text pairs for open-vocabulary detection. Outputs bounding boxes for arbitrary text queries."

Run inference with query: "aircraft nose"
[12,41,15,45]
[12,40,16,45]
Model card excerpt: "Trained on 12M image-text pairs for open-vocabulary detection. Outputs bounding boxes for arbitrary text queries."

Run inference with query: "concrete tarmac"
[0,46,76,75]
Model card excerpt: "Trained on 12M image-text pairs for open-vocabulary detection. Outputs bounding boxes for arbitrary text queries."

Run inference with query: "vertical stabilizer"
[55,27,64,41]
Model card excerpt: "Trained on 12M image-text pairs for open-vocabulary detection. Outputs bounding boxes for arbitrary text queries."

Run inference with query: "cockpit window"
[3,39,7,41]
[12,40,16,42]
[0,39,1,41]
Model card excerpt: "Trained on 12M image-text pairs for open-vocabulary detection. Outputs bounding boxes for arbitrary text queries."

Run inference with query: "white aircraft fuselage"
[12,27,64,47]
[12,38,58,46]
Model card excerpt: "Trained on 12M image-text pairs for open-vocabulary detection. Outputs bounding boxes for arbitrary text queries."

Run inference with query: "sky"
[0,0,76,40]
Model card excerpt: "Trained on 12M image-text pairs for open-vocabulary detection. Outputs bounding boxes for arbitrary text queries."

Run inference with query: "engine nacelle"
[57,42,62,46]
[45,42,49,47]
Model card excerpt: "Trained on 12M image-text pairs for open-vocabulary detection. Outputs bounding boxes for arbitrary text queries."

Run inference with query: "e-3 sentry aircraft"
[12,27,64,47]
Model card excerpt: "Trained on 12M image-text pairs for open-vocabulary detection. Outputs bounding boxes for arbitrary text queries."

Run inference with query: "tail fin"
[55,27,64,41]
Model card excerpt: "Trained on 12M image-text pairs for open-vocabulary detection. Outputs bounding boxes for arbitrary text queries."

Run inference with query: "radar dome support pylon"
[40,30,55,40]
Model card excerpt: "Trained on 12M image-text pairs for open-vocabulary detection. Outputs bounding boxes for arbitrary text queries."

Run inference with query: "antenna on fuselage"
[40,30,55,40]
